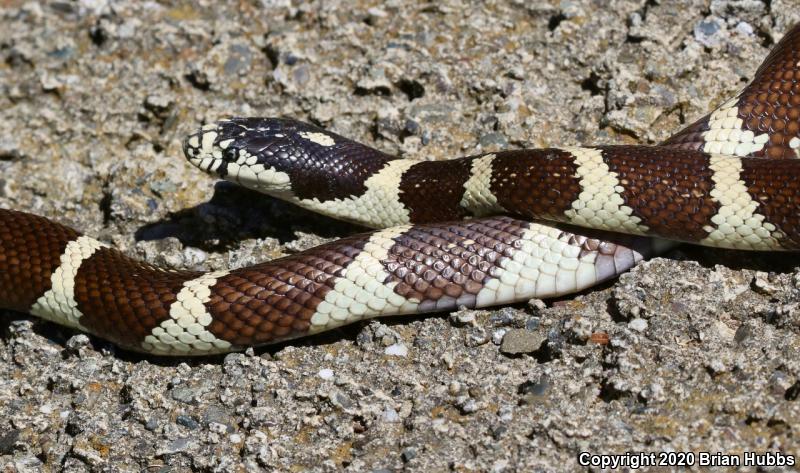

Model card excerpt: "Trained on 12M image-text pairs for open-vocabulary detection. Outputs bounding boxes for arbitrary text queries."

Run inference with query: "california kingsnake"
[1,23,799,355]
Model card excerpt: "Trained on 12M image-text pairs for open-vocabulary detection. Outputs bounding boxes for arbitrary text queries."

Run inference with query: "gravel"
[1,0,800,471]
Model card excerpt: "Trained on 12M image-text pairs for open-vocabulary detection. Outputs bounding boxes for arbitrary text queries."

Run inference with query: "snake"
[1,23,799,356]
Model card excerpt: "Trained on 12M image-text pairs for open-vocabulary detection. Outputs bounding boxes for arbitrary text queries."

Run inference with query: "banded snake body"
[2,23,800,355]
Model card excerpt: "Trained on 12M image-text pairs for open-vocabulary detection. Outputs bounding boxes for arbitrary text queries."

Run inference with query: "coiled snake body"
[2,24,800,355]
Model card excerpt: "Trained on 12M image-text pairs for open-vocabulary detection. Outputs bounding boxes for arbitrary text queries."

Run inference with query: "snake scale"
[1,23,800,355]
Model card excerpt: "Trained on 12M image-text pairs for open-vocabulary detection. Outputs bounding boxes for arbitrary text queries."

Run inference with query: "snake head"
[182,117,344,196]
[183,117,395,202]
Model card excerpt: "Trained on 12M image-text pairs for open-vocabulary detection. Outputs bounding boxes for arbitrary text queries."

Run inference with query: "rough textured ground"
[1,0,800,471]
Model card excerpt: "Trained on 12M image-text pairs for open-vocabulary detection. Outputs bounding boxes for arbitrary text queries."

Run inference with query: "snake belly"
[1,23,800,355]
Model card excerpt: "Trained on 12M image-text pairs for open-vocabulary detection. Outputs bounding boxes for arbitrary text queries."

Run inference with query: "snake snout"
[183,123,230,175]
[182,132,200,162]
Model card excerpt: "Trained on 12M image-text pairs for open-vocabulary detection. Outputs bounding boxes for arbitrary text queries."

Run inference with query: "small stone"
[506,65,525,80]
[176,415,200,430]
[318,368,335,380]
[458,398,479,414]
[382,407,400,423]
[117,19,137,38]
[518,377,549,397]
[356,327,374,346]
[157,437,192,456]
[479,132,508,149]
[40,73,62,91]
[202,407,235,433]
[356,67,393,95]
[0,430,20,455]
[694,18,725,47]
[465,327,490,347]
[528,299,546,311]
[641,382,665,402]
[497,405,513,423]
[706,359,727,374]
[559,0,584,19]
[170,387,198,405]
[500,329,545,355]
[329,391,354,410]
[292,65,310,85]
[735,21,754,36]
[491,425,507,440]
[223,353,246,377]
[489,307,517,326]
[768,371,791,395]
[11,455,43,470]
[628,318,648,332]
[149,179,177,196]
[284,52,299,66]
[713,320,735,341]
[468,386,483,399]
[404,119,420,135]
[144,93,172,112]
[384,343,408,357]
[374,324,401,346]
[401,447,416,462]
[79,0,109,14]
[0,138,25,161]
[182,247,207,266]
[734,325,752,344]
[568,316,593,340]
[65,334,92,354]
[752,271,780,295]
[223,44,253,75]
[208,422,229,435]
[450,309,477,326]
[441,353,455,369]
